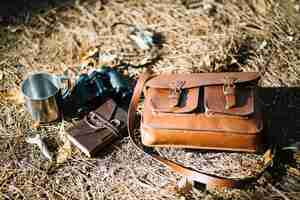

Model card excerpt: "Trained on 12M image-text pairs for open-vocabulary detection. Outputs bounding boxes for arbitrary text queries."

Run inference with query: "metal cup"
[21,72,71,123]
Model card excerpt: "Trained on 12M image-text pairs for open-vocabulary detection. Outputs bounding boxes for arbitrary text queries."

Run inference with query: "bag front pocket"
[148,87,201,113]
[204,85,255,117]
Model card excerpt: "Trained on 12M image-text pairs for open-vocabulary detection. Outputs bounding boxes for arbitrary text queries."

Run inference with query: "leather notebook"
[66,98,127,157]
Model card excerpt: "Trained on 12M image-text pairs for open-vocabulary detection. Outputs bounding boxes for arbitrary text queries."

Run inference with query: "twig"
[10,185,28,200]
[268,183,291,200]
[0,192,12,200]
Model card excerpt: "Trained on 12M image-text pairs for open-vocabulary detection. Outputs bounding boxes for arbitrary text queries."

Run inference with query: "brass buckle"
[169,80,185,98]
[223,77,236,95]
[168,80,185,107]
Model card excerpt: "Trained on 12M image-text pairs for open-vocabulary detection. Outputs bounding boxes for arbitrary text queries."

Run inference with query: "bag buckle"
[223,77,236,109]
[169,80,185,107]
[223,77,236,95]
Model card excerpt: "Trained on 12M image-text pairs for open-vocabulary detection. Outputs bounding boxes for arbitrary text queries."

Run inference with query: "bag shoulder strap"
[127,72,274,189]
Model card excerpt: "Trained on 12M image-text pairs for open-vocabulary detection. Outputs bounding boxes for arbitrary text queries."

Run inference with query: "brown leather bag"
[128,72,274,189]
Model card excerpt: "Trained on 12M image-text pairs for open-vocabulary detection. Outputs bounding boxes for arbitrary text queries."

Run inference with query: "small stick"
[268,183,291,200]
[176,176,194,194]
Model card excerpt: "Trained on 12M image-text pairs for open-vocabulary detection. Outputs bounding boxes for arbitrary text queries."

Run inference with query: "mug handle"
[57,75,72,98]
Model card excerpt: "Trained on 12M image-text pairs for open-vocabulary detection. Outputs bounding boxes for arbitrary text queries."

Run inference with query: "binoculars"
[63,67,132,116]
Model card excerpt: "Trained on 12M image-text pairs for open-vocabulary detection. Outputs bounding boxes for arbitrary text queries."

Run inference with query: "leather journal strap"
[127,72,274,189]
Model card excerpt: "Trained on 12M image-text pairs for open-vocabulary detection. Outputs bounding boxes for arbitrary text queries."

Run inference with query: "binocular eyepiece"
[63,67,132,116]
[97,67,130,97]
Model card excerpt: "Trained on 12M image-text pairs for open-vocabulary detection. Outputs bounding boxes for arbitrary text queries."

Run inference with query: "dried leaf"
[250,0,268,15]
[191,16,209,34]
[0,71,4,80]
[123,69,129,76]
[0,88,25,104]
[80,47,99,61]
[128,27,154,50]
[176,177,194,194]
[181,0,202,9]
[288,167,300,177]
[56,121,72,164]
[56,140,72,164]
[295,4,300,12]
[98,52,118,66]
[80,58,97,68]
[6,115,14,126]
[240,23,271,38]
[32,121,40,129]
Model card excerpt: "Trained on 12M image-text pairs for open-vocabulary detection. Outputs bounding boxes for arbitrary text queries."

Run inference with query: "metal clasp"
[223,77,237,109]
[169,80,185,97]
[168,80,185,107]
[223,77,236,95]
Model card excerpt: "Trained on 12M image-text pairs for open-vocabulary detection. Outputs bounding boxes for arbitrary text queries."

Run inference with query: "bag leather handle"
[127,72,274,189]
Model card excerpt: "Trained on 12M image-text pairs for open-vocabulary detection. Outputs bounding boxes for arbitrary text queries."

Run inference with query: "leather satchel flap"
[204,85,254,116]
[148,87,200,113]
[145,72,260,89]
[145,72,259,115]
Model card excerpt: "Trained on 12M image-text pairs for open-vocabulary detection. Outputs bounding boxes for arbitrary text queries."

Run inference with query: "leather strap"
[128,72,275,189]
[84,102,123,138]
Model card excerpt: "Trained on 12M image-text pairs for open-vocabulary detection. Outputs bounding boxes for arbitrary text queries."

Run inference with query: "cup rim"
[21,72,61,100]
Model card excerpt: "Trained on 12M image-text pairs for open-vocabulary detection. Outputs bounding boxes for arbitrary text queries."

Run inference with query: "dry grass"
[0,0,300,199]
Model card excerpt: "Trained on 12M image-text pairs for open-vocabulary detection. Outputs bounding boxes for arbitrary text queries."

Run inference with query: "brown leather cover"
[145,72,260,88]
[67,98,127,157]
[141,72,262,152]
[204,86,254,116]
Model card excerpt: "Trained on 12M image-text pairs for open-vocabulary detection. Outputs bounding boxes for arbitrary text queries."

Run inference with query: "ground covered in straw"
[0,0,300,199]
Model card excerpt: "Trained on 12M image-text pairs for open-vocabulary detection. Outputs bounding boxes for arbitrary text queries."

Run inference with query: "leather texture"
[67,98,127,157]
[204,86,254,116]
[142,72,262,151]
[128,72,273,189]
[145,72,260,89]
